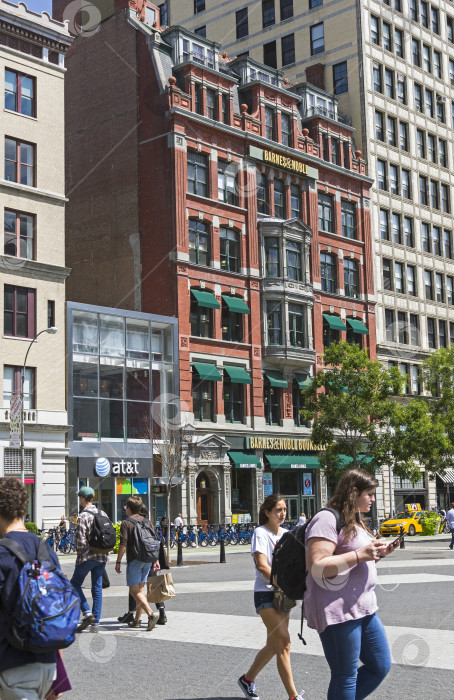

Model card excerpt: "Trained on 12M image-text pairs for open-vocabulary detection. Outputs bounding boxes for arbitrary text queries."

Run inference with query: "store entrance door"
[301,496,316,518]
[196,472,212,525]
[284,497,299,522]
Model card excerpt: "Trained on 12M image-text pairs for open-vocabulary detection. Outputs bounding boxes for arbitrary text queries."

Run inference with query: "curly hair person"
[0,477,29,521]
[326,468,378,540]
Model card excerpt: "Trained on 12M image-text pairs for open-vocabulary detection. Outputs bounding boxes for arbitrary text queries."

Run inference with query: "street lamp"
[20,327,58,484]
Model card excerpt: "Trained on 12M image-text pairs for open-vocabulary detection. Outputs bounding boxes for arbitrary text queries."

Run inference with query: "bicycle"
[59,529,77,553]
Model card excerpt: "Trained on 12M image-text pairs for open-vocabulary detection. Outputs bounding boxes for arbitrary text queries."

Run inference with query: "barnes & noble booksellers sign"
[245,437,323,450]
[248,145,318,179]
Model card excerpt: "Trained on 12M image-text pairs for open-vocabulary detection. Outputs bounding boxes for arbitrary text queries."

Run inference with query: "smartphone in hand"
[387,533,404,550]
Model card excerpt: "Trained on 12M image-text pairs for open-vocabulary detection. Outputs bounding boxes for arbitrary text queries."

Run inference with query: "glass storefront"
[78,476,150,523]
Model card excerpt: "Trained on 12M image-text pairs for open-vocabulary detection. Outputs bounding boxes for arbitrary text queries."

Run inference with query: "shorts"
[126,559,152,586]
[254,590,274,613]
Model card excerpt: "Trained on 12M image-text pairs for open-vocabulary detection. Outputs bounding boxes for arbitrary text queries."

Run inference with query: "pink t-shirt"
[304,510,378,633]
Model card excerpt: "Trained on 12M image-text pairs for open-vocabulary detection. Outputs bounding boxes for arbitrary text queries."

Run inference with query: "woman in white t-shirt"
[238,495,303,700]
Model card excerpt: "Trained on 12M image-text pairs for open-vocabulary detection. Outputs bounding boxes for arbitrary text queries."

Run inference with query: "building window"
[4,285,35,338]
[439,140,447,168]
[444,229,452,259]
[385,69,394,99]
[389,164,398,194]
[373,63,383,93]
[414,83,423,111]
[3,210,34,259]
[318,194,333,232]
[392,213,401,244]
[4,70,35,117]
[293,380,307,426]
[416,129,426,159]
[439,320,447,348]
[421,0,429,27]
[236,8,248,38]
[222,299,242,342]
[404,217,413,247]
[410,0,418,20]
[331,61,348,94]
[289,303,305,347]
[377,160,387,190]
[281,113,291,146]
[410,314,419,345]
[394,28,403,57]
[189,220,209,266]
[431,5,439,33]
[383,21,392,51]
[290,184,301,219]
[266,301,282,345]
[264,237,280,277]
[433,226,441,256]
[331,138,340,165]
[422,222,431,252]
[419,176,428,206]
[193,83,201,114]
[194,0,205,12]
[187,152,208,197]
[206,89,217,119]
[398,311,408,344]
[387,116,396,147]
[412,38,421,67]
[341,201,356,239]
[274,179,285,217]
[425,89,434,118]
[264,40,277,68]
[323,315,339,347]
[427,318,436,348]
[222,94,229,124]
[3,366,35,409]
[310,23,324,55]
[383,258,392,290]
[265,106,275,141]
[395,262,404,293]
[401,169,411,199]
[344,259,359,298]
[428,134,436,163]
[380,209,389,240]
[264,380,280,425]
[441,184,450,213]
[424,270,433,300]
[320,252,336,292]
[262,0,275,28]
[397,74,406,104]
[257,174,269,215]
[407,266,416,296]
[286,240,302,281]
[224,379,243,423]
[434,50,442,78]
[399,122,408,151]
[385,309,395,342]
[4,137,34,186]
[281,33,295,66]
[220,228,239,272]
[218,163,238,205]
[447,277,454,305]
[194,25,206,37]
[309,0,322,6]
[48,300,55,328]
[435,272,444,302]
[192,376,214,422]
[430,180,439,209]
[371,15,379,44]
[190,295,212,338]
[280,0,293,20]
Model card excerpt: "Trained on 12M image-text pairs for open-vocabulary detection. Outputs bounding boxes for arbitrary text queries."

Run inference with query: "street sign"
[9,394,21,448]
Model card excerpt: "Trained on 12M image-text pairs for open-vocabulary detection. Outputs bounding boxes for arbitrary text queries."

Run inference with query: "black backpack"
[270,507,342,644]
[83,508,116,554]
[127,517,160,564]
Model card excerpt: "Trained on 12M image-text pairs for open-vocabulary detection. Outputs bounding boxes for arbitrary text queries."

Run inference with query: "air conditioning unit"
[437,95,446,103]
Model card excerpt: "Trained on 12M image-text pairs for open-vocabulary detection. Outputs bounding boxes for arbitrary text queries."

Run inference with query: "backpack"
[270,507,342,644]
[127,517,160,564]
[0,536,80,653]
[83,508,116,554]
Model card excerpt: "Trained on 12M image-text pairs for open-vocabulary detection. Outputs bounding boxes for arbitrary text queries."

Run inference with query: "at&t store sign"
[78,457,152,478]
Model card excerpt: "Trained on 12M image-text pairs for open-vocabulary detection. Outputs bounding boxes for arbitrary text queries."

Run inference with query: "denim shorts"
[254,590,274,613]
[126,559,152,586]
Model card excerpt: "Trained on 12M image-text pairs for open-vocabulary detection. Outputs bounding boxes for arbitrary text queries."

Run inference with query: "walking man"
[173,513,183,529]
[115,497,160,630]
[71,486,109,632]
[447,502,454,549]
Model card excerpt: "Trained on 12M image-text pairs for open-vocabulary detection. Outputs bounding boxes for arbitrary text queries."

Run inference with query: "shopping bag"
[52,652,72,693]
[147,573,175,603]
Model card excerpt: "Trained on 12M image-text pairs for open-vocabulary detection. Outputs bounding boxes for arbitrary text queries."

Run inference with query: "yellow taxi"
[379,504,427,537]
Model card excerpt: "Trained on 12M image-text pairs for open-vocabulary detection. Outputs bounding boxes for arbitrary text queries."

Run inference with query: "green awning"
[224,365,252,384]
[265,454,321,469]
[222,295,250,315]
[346,318,369,335]
[264,370,288,388]
[191,289,220,309]
[338,454,374,467]
[228,451,261,468]
[323,314,347,331]
[192,362,222,381]
[294,373,312,390]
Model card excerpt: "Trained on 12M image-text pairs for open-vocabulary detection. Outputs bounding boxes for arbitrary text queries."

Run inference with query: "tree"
[301,342,450,480]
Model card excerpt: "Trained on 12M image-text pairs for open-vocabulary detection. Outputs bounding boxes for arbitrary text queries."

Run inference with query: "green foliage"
[25,522,39,535]
[113,523,121,554]
[301,341,450,480]
[419,511,441,536]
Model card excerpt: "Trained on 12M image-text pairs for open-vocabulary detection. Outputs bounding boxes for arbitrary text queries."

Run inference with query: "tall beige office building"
[166,0,454,511]
[0,0,71,526]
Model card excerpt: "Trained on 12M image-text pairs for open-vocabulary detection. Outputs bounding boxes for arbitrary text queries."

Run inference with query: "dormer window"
[181,38,215,68]
[144,5,155,25]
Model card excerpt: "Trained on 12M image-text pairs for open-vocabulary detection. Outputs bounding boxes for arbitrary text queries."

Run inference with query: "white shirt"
[173,517,183,528]
[251,525,287,592]
[298,516,307,526]
[446,508,454,528]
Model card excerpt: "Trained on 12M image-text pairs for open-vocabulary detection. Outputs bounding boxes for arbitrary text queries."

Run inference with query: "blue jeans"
[450,527,454,548]
[71,560,106,625]
[319,613,391,700]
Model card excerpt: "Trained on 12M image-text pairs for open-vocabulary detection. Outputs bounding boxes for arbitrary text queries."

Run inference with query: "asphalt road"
[58,538,454,700]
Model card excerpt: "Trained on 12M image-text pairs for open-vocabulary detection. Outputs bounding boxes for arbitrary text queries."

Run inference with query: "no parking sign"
[303,473,312,496]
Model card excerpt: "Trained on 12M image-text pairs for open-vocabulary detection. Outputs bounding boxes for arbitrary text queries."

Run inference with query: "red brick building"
[54,0,374,523]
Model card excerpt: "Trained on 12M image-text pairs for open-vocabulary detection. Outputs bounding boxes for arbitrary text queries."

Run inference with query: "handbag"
[273,588,296,613]
[147,573,175,603]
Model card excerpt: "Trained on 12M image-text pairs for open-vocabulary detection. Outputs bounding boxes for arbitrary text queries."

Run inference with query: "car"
[379,508,429,537]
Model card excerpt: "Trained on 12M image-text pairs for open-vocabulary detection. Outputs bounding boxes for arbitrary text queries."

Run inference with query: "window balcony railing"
[1,408,36,423]
[178,51,216,69]
[303,105,337,121]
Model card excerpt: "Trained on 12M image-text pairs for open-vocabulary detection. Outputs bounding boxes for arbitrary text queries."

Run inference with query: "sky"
[19,0,53,15]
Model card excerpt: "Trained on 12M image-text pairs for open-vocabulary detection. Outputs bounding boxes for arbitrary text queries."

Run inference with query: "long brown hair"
[327,469,378,540]
[258,494,285,525]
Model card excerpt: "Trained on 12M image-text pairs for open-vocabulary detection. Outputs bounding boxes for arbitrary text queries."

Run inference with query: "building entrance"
[196,472,212,525]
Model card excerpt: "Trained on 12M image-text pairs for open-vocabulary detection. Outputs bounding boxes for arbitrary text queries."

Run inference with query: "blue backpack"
[0,536,80,653]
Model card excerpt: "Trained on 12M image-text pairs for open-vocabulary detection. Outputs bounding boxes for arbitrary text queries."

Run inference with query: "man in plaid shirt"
[70,486,109,633]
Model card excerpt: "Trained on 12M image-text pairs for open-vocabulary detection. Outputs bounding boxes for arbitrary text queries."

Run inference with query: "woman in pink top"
[305,469,398,699]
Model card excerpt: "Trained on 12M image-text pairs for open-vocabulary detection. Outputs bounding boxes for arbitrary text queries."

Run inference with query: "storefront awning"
[191,289,220,309]
[221,295,250,314]
[265,454,321,469]
[192,362,222,381]
[224,365,252,384]
[264,370,288,388]
[338,454,374,467]
[228,451,261,468]
[346,318,369,335]
[437,469,454,484]
[294,373,312,390]
[323,314,347,331]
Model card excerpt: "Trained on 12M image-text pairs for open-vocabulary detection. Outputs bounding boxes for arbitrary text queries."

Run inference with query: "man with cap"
[71,486,109,632]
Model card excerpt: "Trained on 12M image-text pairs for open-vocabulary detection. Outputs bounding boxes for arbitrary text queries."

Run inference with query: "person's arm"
[115,544,126,573]
[75,513,88,552]
[116,521,129,573]
[307,536,394,579]
[253,551,272,582]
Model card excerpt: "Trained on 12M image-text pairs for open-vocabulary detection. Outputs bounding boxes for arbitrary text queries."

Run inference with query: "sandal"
[128,620,141,628]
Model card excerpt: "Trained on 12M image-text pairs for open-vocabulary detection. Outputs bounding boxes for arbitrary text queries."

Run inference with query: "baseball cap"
[77,486,95,498]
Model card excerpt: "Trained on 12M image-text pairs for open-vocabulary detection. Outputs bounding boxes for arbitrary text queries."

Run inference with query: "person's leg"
[129,593,136,612]
[130,582,153,617]
[319,619,362,700]
[356,613,392,700]
[70,561,92,616]
[90,562,105,625]
[250,607,298,700]
[450,527,454,548]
